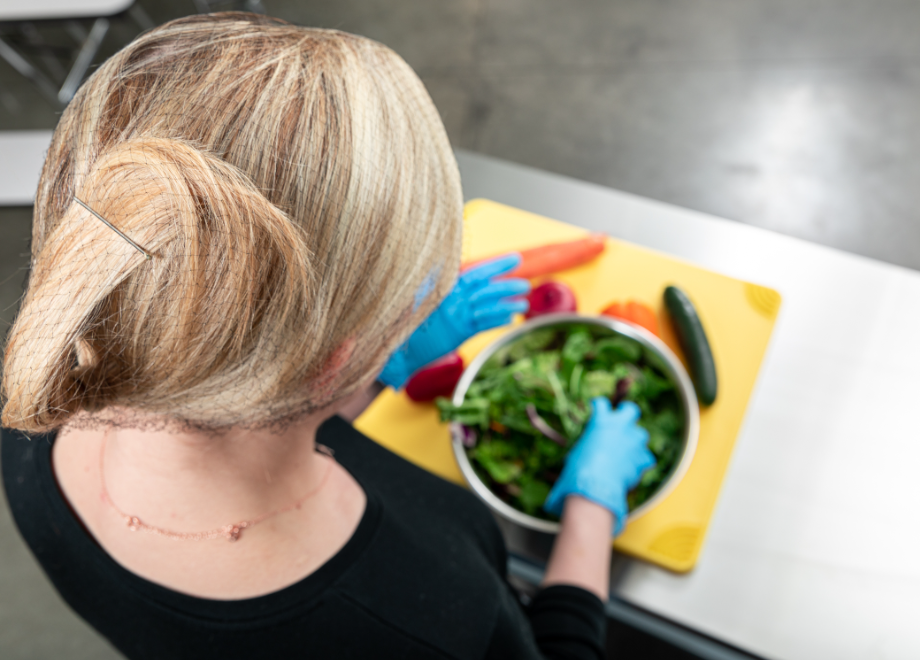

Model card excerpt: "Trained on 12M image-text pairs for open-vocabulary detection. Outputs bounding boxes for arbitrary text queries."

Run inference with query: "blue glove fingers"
[471,301,529,332]
[460,253,522,286]
[467,278,530,306]
[614,400,641,424]
[385,257,524,389]
[591,397,613,416]
[471,298,530,320]
[579,397,610,437]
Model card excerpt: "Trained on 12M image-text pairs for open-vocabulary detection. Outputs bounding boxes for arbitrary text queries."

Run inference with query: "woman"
[1,13,654,660]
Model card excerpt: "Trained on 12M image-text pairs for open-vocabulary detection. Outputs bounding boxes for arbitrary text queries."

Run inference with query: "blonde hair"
[2,13,462,433]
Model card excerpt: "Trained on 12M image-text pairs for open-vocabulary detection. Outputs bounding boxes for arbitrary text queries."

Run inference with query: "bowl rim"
[450,312,700,534]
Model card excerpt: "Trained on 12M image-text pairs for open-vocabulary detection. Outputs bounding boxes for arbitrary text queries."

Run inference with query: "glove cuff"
[576,491,629,537]
[544,484,629,537]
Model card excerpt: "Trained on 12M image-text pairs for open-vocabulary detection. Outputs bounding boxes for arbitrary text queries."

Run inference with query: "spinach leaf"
[518,478,551,515]
[594,335,642,365]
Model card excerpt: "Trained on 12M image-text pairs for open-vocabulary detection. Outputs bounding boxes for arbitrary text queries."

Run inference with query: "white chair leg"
[58,17,109,104]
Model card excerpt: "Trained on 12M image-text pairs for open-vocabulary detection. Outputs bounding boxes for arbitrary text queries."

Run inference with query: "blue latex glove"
[379,254,530,389]
[544,398,656,536]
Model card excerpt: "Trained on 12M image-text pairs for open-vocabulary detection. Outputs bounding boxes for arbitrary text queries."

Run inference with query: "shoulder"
[320,416,503,544]
[319,415,510,580]
[315,417,527,658]
[2,427,52,514]
[319,416,480,511]
[1,427,78,578]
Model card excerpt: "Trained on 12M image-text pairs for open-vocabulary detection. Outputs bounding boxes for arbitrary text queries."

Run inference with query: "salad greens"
[436,323,685,520]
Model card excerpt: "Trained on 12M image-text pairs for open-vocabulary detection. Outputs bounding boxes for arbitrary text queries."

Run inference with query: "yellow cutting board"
[355,199,781,573]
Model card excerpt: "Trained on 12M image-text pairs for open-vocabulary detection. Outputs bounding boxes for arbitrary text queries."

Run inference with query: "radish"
[405,352,465,402]
[525,281,577,319]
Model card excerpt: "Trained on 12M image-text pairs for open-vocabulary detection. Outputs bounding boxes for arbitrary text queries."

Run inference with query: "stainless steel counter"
[457,149,920,660]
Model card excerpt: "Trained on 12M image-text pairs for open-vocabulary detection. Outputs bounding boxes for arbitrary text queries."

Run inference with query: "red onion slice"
[526,404,567,447]
[611,377,633,407]
[450,422,478,448]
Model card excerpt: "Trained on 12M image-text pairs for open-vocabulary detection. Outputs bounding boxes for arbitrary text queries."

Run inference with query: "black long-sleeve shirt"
[2,416,606,659]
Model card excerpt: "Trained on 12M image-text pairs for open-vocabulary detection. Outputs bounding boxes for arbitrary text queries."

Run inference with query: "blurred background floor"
[2,1,918,658]
[7,0,920,271]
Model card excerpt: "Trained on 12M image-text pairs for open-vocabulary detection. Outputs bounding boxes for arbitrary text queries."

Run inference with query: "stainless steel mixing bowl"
[450,313,700,534]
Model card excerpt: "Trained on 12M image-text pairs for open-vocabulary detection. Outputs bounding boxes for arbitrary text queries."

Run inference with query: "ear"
[326,337,356,374]
[310,337,356,396]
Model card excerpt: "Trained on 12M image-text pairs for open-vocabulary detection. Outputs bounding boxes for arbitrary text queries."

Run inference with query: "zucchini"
[663,286,717,406]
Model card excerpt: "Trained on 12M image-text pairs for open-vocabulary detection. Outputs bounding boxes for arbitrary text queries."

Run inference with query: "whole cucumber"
[663,286,718,406]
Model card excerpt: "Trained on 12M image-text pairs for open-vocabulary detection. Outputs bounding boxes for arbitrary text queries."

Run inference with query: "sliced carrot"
[601,300,660,337]
[462,234,607,279]
[490,420,508,434]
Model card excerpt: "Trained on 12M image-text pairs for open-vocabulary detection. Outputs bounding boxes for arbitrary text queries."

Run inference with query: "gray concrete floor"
[2,0,919,657]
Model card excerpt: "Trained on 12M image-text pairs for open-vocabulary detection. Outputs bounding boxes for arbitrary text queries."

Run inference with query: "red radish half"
[405,352,465,402]
[525,281,577,319]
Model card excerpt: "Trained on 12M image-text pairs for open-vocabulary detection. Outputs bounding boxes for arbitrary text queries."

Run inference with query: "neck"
[109,415,327,484]
[94,409,336,532]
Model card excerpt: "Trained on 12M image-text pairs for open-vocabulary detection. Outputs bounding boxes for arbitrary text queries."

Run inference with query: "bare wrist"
[563,495,615,531]
[542,495,615,600]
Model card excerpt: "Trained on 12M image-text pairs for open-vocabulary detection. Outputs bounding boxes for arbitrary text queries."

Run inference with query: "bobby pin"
[74,196,152,260]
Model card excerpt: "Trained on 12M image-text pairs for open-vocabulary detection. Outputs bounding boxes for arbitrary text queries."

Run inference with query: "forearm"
[541,496,614,601]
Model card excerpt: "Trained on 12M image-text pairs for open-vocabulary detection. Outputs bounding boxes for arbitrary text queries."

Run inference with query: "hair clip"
[74,196,152,260]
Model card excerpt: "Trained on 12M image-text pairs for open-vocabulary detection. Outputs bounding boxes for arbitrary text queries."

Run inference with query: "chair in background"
[0,0,264,109]
[0,1,158,107]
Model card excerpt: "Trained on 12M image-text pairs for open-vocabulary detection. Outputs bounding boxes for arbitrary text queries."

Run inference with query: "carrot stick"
[462,234,607,279]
